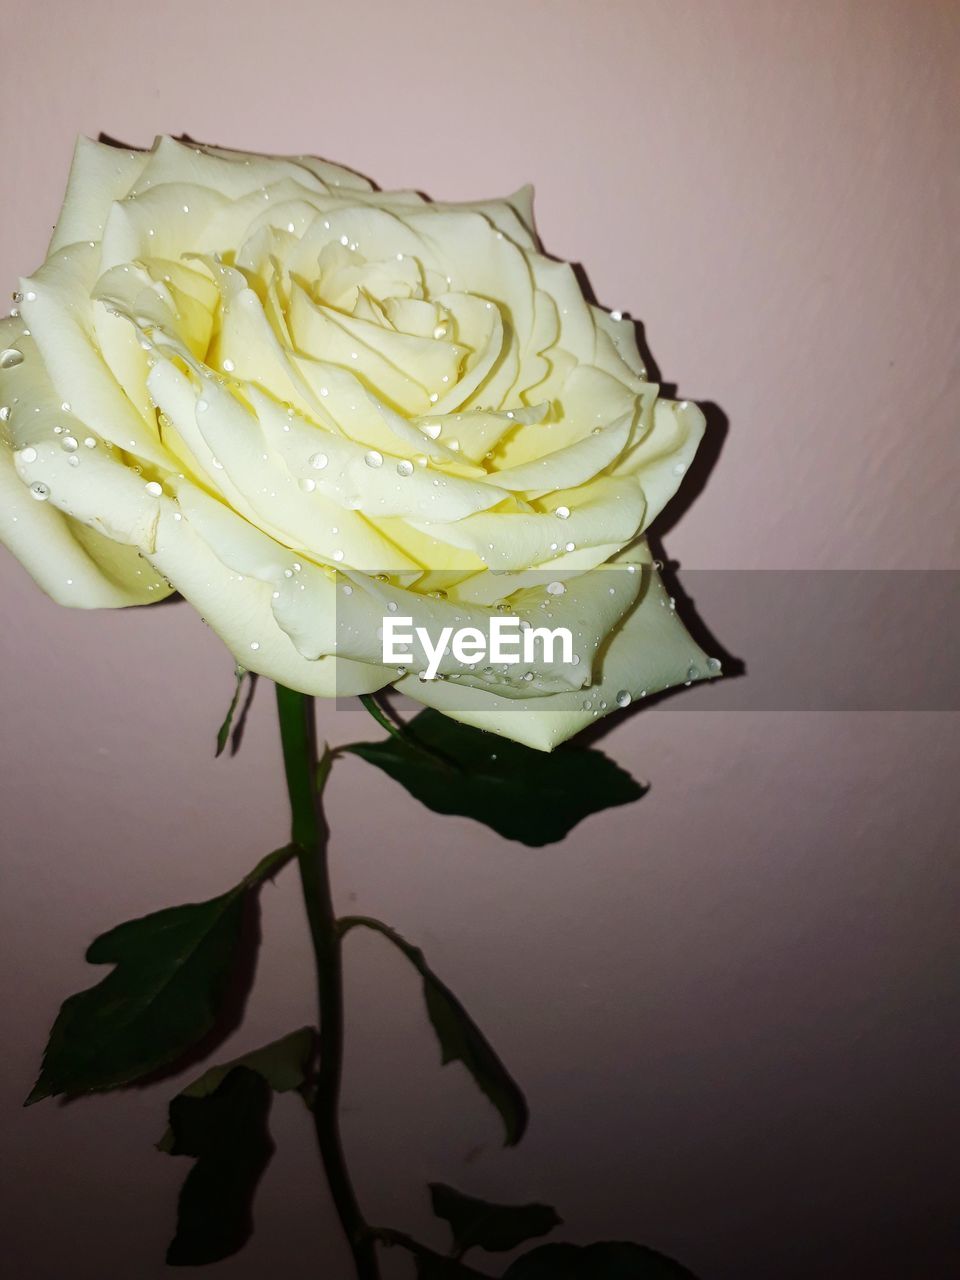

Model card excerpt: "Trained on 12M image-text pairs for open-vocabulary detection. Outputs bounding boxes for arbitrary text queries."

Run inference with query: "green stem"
[275,683,380,1280]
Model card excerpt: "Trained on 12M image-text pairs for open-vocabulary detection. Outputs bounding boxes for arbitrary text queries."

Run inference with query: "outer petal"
[0,316,173,605]
[395,544,719,750]
[48,137,150,253]
[145,503,389,697]
[0,442,168,606]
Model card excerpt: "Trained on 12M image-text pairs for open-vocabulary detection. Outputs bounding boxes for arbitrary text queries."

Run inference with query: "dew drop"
[299,477,316,493]
[396,459,414,477]
[422,422,441,440]
[0,348,24,369]
[707,656,722,673]
[84,437,97,449]
[565,541,576,552]
[61,435,79,452]
[29,481,50,501]
[222,358,235,373]
[555,505,570,519]
[17,446,38,463]
[546,581,565,596]
[333,549,344,562]
[611,309,623,322]
[144,481,163,497]
[364,450,383,469]
[0,405,9,422]
[196,398,208,413]
[249,641,260,651]
[686,665,700,681]
[673,461,686,476]
[616,690,632,708]
[310,451,329,470]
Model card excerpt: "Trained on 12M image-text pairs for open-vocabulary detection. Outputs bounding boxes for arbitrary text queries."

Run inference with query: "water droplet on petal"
[144,481,163,497]
[222,358,235,372]
[0,405,9,422]
[546,581,565,596]
[84,437,97,449]
[29,481,50,501]
[396,459,414,477]
[616,690,632,707]
[0,348,24,369]
[299,477,316,492]
[673,461,686,476]
[707,656,722,673]
[310,452,329,470]
[333,549,344,562]
[364,450,383,468]
[196,398,208,413]
[249,641,260,651]
[555,505,570,519]
[17,446,38,463]
[686,665,700,681]
[61,435,79,452]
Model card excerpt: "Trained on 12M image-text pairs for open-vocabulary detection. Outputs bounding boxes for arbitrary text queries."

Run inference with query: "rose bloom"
[0,137,717,749]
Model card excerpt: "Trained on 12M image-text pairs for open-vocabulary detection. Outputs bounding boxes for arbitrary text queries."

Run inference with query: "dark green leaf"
[342,917,527,1145]
[215,665,247,757]
[347,708,645,846]
[429,1181,560,1253]
[157,1027,315,1152]
[27,847,293,1103]
[165,1066,274,1266]
[415,1255,491,1279]
[504,1242,700,1279]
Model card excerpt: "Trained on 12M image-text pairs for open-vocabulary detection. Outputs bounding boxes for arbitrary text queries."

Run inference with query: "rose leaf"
[26,847,292,1103]
[503,1241,701,1279]
[429,1181,561,1254]
[341,916,528,1145]
[157,1026,315,1153]
[346,709,646,846]
[164,1066,274,1266]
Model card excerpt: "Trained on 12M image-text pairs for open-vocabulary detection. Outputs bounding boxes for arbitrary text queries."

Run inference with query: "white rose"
[0,136,717,749]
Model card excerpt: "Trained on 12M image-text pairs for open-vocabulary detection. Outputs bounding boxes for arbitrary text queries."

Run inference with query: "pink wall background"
[1,2,957,1277]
